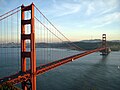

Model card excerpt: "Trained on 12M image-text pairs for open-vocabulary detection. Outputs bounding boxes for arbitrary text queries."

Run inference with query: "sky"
[0,0,120,41]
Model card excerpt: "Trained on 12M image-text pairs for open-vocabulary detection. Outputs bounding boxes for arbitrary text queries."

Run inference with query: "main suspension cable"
[35,16,77,50]
[0,6,21,18]
[34,5,85,51]
[0,9,21,21]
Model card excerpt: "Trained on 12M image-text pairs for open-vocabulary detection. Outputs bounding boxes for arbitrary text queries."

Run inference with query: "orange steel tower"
[101,34,107,55]
[102,34,106,48]
[21,3,36,90]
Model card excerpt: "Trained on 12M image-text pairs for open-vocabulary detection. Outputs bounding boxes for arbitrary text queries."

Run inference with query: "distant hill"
[0,40,120,51]
[35,40,120,51]
[74,40,120,51]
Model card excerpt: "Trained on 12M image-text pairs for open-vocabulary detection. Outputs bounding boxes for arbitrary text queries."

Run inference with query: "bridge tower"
[21,3,36,90]
[101,34,110,55]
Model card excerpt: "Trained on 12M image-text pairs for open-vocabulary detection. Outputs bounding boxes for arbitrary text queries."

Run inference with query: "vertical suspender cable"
[0,19,1,63]
[44,19,45,64]
[17,11,19,71]
[11,15,12,68]
[4,19,6,66]
[6,18,8,67]
[40,18,42,66]
[47,23,49,63]
[40,15,42,66]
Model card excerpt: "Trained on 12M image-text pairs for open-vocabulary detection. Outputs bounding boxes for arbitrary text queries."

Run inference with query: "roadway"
[0,47,106,85]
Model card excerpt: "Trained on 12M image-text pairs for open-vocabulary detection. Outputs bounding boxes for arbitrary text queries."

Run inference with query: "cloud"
[93,12,120,28]
[98,0,119,16]
[51,0,81,17]
[39,0,120,30]
[99,7,116,16]
[84,0,120,16]
[56,3,81,17]
[86,2,95,15]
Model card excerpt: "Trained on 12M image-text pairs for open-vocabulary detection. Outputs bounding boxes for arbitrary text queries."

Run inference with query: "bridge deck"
[0,47,106,85]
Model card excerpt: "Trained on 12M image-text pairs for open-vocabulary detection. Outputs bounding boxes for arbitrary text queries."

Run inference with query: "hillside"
[0,40,120,51]
[35,40,120,51]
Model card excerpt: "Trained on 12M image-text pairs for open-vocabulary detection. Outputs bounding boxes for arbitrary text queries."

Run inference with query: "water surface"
[0,48,120,90]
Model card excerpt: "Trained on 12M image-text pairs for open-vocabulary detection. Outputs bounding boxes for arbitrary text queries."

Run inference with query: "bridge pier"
[21,3,36,90]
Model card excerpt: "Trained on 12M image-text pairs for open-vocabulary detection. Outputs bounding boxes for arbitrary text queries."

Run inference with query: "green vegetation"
[0,82,20,90]
[73,41,120,51]
[0,40,120,51]
[107,41,120,51]
[36,41,120,51]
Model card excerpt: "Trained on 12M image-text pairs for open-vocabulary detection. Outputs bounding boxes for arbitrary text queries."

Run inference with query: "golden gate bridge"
[0,3,110,90]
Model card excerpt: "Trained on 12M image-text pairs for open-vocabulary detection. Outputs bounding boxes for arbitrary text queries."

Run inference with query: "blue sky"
[0,0,120,41]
